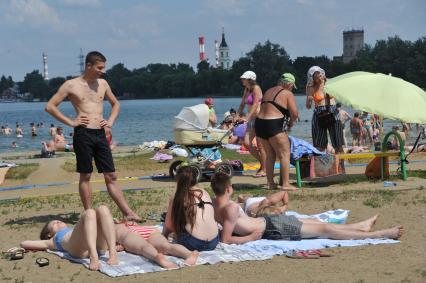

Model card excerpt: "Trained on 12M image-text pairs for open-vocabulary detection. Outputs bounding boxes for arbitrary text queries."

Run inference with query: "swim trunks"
[73,126,115,173]
[262,214,302,241]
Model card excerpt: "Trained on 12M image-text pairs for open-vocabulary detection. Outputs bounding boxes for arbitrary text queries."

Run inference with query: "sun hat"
[240,71,256,81]
[307,66,325,86]
[204,97,214,105]
[280,73,297,89]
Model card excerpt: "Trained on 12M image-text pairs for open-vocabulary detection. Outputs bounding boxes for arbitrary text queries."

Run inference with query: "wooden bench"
[294,131,407,188]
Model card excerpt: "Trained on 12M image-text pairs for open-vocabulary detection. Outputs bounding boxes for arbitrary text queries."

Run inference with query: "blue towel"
[289,135,325,164]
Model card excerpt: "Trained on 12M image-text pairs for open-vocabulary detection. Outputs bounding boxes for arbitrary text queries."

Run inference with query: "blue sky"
[0,0,424,81]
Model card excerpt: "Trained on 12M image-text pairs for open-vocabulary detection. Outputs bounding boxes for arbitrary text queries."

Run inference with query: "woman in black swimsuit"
[255,73,299,190]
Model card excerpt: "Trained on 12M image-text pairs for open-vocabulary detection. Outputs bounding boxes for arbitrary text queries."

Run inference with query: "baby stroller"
[169,104,235,182]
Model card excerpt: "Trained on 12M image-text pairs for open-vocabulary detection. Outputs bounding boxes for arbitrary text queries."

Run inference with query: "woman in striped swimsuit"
[114,222,199,267]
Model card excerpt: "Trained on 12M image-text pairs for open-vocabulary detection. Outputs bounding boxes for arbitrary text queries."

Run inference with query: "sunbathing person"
[237,191,289,217]
[211,172,403,244]
[20,205,118,271]
[54,127,74,152]
[162,166,220,251]
[115,222,198,266]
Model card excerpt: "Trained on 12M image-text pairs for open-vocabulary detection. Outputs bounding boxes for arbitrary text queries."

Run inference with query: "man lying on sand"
[211,172,404,244]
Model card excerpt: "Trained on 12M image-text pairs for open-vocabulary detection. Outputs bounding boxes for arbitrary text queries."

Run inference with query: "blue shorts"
[177,232,219,251]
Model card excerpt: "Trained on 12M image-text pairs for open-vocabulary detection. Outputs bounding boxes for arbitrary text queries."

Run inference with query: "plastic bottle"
[383,181,397,187]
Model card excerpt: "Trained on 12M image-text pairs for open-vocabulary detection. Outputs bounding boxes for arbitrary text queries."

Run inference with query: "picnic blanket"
[47,209,399,277]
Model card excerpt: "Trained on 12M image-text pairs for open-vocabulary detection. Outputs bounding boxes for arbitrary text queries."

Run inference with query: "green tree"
[0,75,14,93]
[246,40,293,90]
[20,70,51,101]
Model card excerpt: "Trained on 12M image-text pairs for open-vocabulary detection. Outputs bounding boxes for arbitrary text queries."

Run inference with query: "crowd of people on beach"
[12,51,410,271]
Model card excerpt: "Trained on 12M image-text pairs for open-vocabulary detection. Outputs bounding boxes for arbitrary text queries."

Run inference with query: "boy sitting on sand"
[211,172,403,244]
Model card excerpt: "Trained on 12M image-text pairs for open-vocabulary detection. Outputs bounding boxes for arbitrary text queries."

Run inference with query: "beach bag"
[365,157,389,179]
[300,154,345,179]
[317,94,335,129]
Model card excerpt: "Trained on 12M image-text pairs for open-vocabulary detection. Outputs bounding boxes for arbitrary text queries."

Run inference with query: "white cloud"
[7,0,60,26]
[60,0,100,7]
[206,0,247,16]
[3,0,80,32]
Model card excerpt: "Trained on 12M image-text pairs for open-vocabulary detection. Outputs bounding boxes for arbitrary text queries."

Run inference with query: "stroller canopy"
[174,104,210,131]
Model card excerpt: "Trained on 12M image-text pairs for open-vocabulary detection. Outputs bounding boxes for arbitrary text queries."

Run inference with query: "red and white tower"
[198,36,205,61]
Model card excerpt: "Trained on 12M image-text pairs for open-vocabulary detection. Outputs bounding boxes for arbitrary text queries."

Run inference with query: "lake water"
[0,97,406,153]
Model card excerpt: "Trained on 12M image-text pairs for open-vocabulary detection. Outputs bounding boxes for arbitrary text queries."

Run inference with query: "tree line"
[1,35,425,101]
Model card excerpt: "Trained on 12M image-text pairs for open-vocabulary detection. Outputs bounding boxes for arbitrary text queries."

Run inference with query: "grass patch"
[62,149,258,172]
[5,163,39,179]
[407,170,426,179]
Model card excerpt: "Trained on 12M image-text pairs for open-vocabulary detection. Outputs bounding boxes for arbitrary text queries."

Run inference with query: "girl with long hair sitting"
[163,166,219,251]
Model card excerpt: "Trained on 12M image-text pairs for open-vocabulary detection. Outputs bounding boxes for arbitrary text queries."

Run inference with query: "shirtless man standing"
[45,51,140,221]
[211,172,403,244]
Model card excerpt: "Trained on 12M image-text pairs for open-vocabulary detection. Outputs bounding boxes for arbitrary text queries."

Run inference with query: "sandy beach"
[1,149,425,283]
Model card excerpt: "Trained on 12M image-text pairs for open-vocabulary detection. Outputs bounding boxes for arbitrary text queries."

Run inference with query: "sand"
[0,151,425,283]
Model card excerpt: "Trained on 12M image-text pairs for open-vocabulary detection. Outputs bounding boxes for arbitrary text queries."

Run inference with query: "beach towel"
[47,210,398,277]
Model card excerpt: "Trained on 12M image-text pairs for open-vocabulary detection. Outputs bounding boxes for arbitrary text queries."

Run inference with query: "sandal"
[306,249,333,257]
[36,257,50,267]
[285,250,319,259]
[2,247,25,260]
[253,172,267,178]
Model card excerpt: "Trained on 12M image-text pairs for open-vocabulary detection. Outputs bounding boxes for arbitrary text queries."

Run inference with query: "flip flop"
[2,247,25,260]
[306,249,334,257]
[253,172,267,178]
[285,251,319,259]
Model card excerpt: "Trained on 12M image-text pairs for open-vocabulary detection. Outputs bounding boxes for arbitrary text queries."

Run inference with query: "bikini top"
[194,198,213,209]
[261,88,290,117]
[245,91,262,106]
[54,227,73,252]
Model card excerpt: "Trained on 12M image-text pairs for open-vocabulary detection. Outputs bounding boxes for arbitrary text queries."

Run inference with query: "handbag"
[317,94,335,129]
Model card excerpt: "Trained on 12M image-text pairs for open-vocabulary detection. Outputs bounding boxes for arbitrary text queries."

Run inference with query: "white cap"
[240,71,256,81]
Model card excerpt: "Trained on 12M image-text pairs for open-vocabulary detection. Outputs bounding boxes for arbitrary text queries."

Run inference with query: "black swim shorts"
[262,214,302,241]
[73,126,115,173]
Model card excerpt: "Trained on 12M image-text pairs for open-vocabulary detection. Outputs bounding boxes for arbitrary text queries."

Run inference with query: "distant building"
[0,87,17,102]
[219,28,231,69]
[342,29,364,63]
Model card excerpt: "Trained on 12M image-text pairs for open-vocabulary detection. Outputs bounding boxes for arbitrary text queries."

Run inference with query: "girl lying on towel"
[21,206,197,270]
[114,222,199,266]
[20,206,118,271]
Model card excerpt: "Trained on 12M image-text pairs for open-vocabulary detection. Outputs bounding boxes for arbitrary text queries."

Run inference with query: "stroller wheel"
[189,164,203,182]
[169,160,184,179]
[214,162,234,177]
